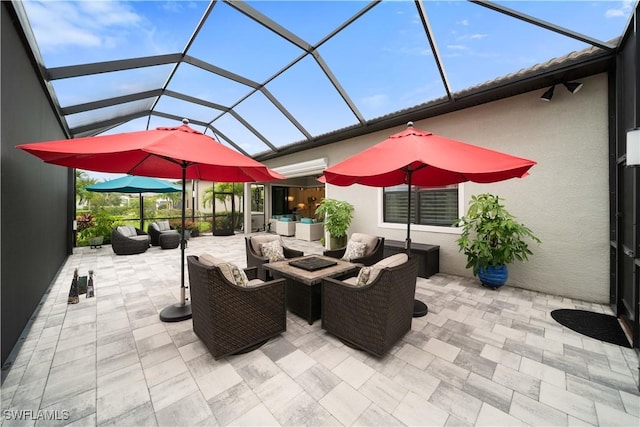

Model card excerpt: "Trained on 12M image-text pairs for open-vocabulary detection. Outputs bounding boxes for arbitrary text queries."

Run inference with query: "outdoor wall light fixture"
[540,86,555,101]
[540,81,583,101]
[563,81,583,94]
[626,128,640,166]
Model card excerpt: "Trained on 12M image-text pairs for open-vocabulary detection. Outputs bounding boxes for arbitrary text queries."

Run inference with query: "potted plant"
[171,219,199,239]
[454,193,541,288]
[78,211,114,248]
[315,198,354,249]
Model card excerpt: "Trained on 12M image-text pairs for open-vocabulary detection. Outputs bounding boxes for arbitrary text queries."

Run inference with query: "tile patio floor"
[1,233,639,426]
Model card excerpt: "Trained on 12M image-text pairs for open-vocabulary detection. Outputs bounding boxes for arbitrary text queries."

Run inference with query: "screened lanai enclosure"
[2,0,639,374]
[13,0,630,156]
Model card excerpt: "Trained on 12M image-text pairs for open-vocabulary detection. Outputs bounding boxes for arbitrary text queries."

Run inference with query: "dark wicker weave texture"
[110,227,150,255]
[187,255,286,359]
[321,257,418,357]
[148,222,178,246]
[245,237,304,281]
[324,237,385,266]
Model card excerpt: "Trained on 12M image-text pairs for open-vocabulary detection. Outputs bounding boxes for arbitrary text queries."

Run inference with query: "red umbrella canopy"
[321,123,536,187]
[17,121,284,182]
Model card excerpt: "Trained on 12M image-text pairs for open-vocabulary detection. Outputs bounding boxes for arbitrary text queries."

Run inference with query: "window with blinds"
[383,185,458,227]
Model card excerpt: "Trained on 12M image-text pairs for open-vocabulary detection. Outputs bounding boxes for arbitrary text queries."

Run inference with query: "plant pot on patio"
[88,236,103,248]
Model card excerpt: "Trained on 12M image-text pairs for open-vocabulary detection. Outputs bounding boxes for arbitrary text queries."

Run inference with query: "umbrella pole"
[406,169,429,318]
[159,164,192,322]
[139,194,144,231]
[405,171,412,256]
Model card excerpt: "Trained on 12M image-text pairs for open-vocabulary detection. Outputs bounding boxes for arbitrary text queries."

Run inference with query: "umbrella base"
[159,302,192,322]
[413,299,428,317]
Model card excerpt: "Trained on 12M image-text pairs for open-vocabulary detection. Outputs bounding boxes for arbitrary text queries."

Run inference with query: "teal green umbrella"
[86,175,181,230]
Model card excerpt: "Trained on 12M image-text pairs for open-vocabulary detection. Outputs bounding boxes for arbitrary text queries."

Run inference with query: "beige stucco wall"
[265,73,609,303]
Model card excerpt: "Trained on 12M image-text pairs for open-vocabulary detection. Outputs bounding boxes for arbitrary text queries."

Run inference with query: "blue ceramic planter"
[477,265,508,288]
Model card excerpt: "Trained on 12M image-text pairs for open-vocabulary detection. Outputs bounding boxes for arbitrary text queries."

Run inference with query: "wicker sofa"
[111,225,151,255]
[321,254,418,357]
[187,255,286,359]
[245,235,304,281]
[323,233,385,266]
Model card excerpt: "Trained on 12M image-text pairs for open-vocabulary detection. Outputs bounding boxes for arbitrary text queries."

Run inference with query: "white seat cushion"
[354,253,409,286]
[130,235,150,242]
[373,253,408,268]
[199,253,249,287]
[117,225,137,237]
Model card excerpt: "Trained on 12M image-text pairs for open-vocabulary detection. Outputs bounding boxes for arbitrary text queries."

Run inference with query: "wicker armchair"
[324,233,385,266]
[187,255,286,359]
[321,256,418,357]
[111,226,151,255]
[245,235,304,281]
[148,221,179,246]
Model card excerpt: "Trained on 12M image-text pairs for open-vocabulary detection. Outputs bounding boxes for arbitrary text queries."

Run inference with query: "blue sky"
[22,0,635,181]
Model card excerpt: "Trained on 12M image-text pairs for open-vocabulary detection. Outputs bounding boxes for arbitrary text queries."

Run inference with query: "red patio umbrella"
[320,122,536,315]
[17,119,284,322]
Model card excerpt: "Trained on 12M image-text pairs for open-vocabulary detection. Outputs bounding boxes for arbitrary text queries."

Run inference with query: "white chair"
[275,219,296,236]
[295,222,324,241]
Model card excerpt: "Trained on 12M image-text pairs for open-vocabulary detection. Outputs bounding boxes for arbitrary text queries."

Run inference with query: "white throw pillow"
[260,239,285,262]
[342,239,366,261]
[355,266,383,286]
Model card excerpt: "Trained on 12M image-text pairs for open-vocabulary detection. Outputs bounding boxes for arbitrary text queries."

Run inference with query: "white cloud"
[361,93,389,109]
[605,0,633,18]
[447,45,468,50]
[458,19,470,26]
[470,34,488,40]
[24,1,143,51]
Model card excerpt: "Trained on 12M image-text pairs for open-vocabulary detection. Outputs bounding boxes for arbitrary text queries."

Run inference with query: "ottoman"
[159,232,180,249]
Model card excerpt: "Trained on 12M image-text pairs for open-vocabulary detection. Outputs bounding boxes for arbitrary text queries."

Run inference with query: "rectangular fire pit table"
[263,255,359,324]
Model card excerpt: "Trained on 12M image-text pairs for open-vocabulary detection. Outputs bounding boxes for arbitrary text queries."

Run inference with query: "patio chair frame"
[187,255,287,359]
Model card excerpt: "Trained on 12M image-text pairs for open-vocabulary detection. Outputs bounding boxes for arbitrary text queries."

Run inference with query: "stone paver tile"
[319,382,371,426]
[360,372,408,413]
[254,371,304,413]
[155,391,213,427]
[393,391,449,427]
[594,401,640,426]
[272,391,336,427]
[294,364,342,401]
[228,403,279,426]
[476,403,527,426]
[395,343,435,370]
[509,391,568,426]
[428,382,482,425]
[149,370,199,412]
[519,357,566,388]
[276,349,316,378]
[207,382,261,426]
[539,381,597,425]
[332,356,375,389]
[422,338,461,362]
[463,372,513,414]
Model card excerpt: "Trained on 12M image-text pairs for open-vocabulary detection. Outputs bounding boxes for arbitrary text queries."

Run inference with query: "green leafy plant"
[454,193,541,275]
[78,211,114,244]
[314,198,354,239]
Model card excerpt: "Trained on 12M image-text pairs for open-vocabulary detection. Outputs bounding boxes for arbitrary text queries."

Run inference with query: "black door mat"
[551,309,631,348]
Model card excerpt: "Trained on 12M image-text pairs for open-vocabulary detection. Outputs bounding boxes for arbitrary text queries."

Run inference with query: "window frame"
[377,184,464,235]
